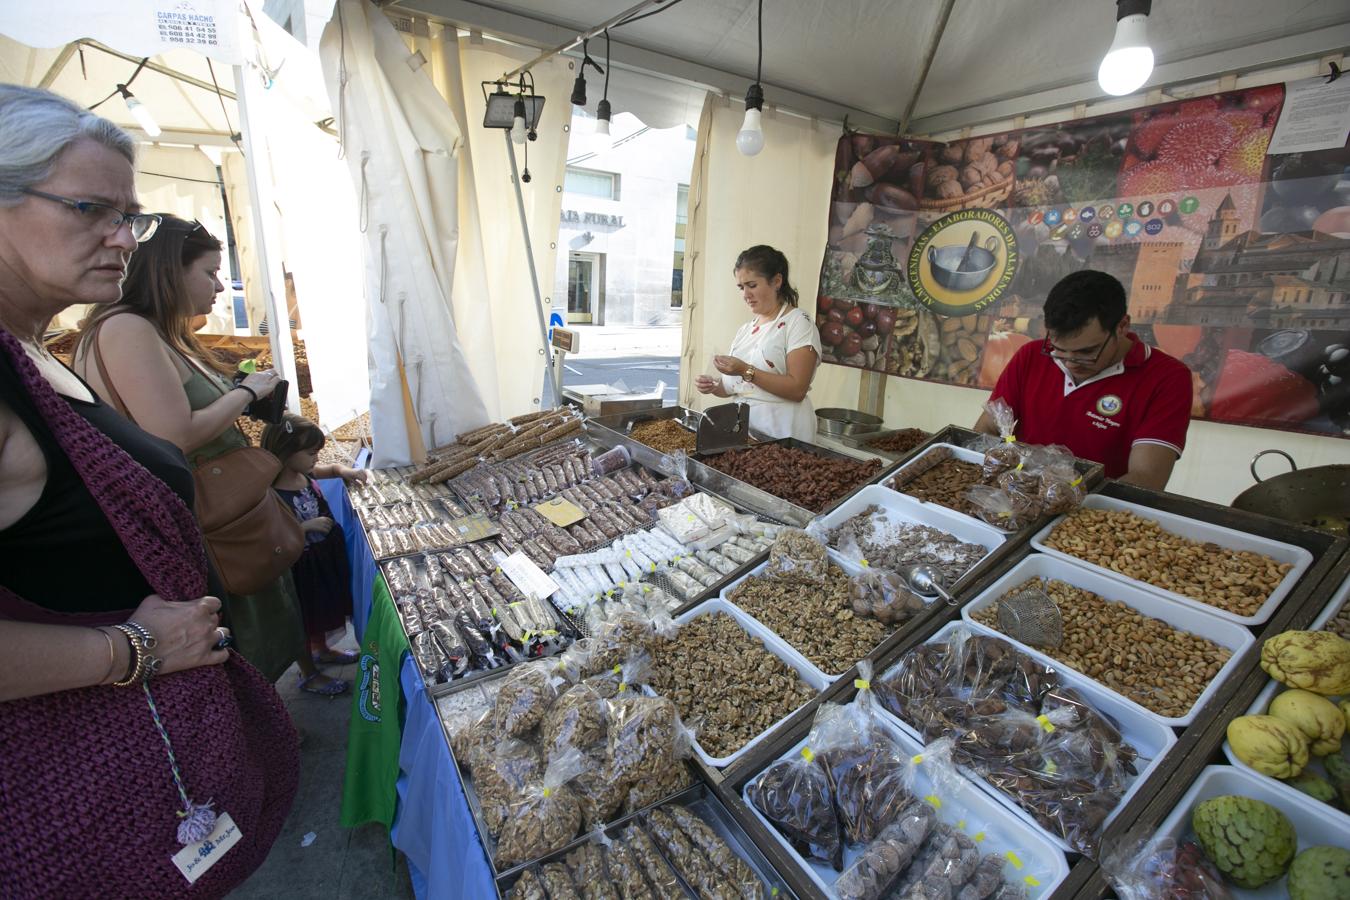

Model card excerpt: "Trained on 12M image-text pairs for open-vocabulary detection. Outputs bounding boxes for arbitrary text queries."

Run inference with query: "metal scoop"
[996,583,1064,648]
[901,564,957,606]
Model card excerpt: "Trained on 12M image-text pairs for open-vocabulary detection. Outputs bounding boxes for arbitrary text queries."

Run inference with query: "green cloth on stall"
[341,575,410,830]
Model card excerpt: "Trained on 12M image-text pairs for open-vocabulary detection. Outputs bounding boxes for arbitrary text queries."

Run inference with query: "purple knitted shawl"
[0,327,299,898]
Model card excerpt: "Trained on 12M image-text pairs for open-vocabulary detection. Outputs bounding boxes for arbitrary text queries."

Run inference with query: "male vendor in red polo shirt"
[975,270,1192,491]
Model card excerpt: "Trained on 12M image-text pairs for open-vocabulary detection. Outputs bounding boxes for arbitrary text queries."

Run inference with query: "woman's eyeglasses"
[13,187,162,242]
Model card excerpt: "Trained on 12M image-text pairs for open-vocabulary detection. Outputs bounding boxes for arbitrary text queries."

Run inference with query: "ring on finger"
[213,626,234,650]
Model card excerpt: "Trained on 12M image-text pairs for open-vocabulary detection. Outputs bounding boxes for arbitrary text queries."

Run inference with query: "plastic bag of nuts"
[761,527,831,585]
[598,831,658,900]
[1099,832,1235,900]
[658,805,766,900]
[981,398,1023,479]
[474,738,543,835]
[495,747,587,867]
[493,660,564,739]
[541,680,608,756]
[834,798,937,900]
[965,484,1041,531]
[849,568,928,625]
[642,807,743,899]
[746,744,843,870]
[564,840,622,900]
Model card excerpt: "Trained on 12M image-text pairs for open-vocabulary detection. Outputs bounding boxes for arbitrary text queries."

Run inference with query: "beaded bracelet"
[126,620,163,677]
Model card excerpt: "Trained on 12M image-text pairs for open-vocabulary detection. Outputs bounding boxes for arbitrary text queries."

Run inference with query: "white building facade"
[553,113,695,327]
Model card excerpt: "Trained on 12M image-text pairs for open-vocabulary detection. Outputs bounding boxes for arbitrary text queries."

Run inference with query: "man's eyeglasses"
[12,187,161,242]
[1041,328,1117,367]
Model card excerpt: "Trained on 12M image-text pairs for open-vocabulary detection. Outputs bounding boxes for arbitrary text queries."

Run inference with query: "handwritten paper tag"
[172,812,242,884]
[534,497,586,527]
[499,551,561,601]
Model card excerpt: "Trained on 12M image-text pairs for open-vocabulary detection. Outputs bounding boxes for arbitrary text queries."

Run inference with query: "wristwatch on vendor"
[742,365,756,384]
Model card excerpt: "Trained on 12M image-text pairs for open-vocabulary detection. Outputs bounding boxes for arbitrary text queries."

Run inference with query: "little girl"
[263,414,367,690]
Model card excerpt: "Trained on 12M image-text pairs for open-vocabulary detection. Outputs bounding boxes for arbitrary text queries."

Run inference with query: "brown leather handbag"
[90,328,304,594]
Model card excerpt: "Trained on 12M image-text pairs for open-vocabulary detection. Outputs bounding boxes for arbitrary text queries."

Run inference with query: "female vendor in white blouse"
[694,245,822,441]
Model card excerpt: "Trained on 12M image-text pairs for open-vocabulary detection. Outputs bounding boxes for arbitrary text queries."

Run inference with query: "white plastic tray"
[879,621,1178,855]
[885,443,1013,534]
[742,710,1070,899]
[961,554,1256,727]
[1154,765,1350,899]
[717,553,905,685]
[813,483,1007,566]
[1030,494,1314,626]
[1220,572,1350,829]
[672,598,828,769]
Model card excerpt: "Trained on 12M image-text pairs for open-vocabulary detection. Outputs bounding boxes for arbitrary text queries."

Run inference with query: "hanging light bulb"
[737,0,766,156]
[737,83,765,156]
[1098,0,1154,96]
[117,84,161,138]
[511,97,528,145]
[593,98,613,151]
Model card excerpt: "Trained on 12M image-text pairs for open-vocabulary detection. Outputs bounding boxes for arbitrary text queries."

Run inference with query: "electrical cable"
[87,56,150,111]
[756,0,763,84]
[603,29,610,100]
[206,59,245,156]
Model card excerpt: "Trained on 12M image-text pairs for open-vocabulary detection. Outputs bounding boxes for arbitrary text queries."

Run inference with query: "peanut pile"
[646,612,815,758]
[629,419,698,454]
[972,578,1232,719]
[1043,508,1291,616]
[728,563,892,674]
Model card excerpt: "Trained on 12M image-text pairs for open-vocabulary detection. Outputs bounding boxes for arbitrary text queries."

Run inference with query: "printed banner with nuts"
[818,83,1350,438]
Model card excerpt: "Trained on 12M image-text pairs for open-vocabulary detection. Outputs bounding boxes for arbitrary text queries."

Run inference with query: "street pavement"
[562,354,681,405]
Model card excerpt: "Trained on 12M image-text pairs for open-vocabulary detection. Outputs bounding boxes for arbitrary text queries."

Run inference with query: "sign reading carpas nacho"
[907,209,1019,316]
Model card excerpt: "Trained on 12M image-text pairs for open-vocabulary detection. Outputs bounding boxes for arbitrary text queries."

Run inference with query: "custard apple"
[1288,846,1350,900]
[1192,794,1297,889]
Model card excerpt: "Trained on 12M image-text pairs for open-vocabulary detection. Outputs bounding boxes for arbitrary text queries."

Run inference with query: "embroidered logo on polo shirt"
[1096,394,1123,416]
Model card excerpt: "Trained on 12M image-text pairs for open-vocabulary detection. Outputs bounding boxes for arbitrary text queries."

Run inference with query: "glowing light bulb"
[120,87,161,138]
[737,108,764,156]
[1098,8,1153,96]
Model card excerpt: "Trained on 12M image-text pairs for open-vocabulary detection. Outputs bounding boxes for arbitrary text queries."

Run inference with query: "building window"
[565,167,620,200]
[672,184,690,308]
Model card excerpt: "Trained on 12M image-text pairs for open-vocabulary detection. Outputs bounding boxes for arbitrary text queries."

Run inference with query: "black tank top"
[0,350,197,613]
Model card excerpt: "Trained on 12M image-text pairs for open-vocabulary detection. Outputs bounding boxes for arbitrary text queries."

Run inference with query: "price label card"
[172,812,242,885]
[447,514,500,543]
[499,551,561,601]
[534,497,586,527]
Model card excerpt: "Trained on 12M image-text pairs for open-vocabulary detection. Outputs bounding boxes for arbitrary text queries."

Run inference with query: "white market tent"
[381,0,1350,504]
[0,0,374,435]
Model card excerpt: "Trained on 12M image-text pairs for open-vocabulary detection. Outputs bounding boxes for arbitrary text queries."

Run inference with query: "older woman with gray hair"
[0,84,297,896]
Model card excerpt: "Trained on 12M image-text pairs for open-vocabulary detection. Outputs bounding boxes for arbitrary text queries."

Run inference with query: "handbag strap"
[89,320,136,423]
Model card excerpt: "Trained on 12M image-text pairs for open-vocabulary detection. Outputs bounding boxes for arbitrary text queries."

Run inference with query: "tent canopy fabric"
[394,0,1350,133]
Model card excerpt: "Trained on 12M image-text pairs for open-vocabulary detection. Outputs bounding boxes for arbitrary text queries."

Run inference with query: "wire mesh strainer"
[996,582,1063,648]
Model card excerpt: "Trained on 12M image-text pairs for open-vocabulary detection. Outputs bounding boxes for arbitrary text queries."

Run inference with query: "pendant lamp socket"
[510,97,528,145]
[1098,0,1154,96]
[118,84,161,138]
[594,98,613,150]
[570,72,587,107]
[737,83,765,156]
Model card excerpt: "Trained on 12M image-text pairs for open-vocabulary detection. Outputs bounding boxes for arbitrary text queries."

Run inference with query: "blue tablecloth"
[318,478,377,641]
[324,478,496,898]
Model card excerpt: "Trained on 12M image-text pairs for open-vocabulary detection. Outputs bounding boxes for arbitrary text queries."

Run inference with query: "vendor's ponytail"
[735,245,799,307]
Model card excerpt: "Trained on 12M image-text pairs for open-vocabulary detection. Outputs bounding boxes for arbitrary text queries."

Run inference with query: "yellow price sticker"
[925,795,941,809]
[854,679,870,691]
[974,831,986,843]
[1036,714,1056,733]
[1025,876,1041,887]
[1005,851,1024,869]
[800,747,815,763]
[912,754,924,765]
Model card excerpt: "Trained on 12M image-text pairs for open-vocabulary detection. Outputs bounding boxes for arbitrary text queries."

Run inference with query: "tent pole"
[37,43,78,89]
[503,131,560,409]
[500,0,664,81]
[897,0,956,135]
[233,64,301,413]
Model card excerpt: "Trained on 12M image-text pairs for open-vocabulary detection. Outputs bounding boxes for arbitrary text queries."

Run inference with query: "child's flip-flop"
[311,649,360,665]
[299,673,350,696]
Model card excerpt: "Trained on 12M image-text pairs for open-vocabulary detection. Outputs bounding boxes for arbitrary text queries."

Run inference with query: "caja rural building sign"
[560,210,625,227]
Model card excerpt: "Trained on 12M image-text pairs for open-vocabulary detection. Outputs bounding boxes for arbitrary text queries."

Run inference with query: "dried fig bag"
[745,744,843,870]
[495,748,587,868]
[1099,832,1234,900]
[834,799,936,900]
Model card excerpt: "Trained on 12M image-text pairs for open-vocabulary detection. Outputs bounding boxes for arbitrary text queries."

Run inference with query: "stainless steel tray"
[584,405,702,474]
[837,427,933,462]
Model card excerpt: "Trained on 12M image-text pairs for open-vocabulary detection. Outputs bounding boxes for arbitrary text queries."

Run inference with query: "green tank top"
[181,360,249,461]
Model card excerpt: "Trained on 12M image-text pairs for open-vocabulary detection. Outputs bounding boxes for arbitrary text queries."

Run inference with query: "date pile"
[505,804,768,900]
[1042,507,1292,617]
[703,443,882,512]
[863,428,930,456]
[647,612,817,759]
[876,629,1143,856]
[972,578,1233,719]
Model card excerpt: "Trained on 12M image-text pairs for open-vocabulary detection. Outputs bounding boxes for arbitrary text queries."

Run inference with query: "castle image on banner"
[1164,195,1350,329]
